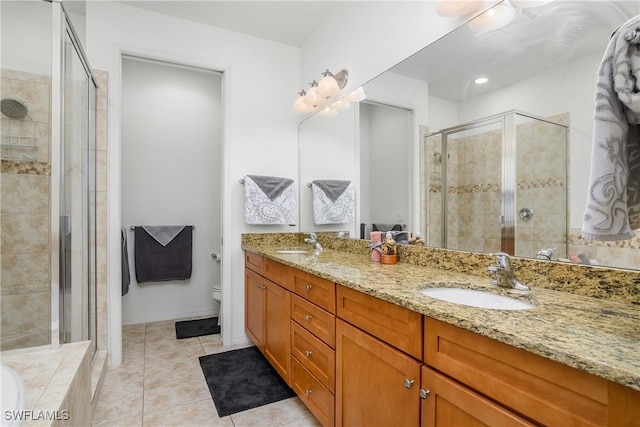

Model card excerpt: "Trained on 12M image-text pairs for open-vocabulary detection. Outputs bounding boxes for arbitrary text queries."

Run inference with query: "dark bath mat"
[199,346,296,417]
[175,317,220,339]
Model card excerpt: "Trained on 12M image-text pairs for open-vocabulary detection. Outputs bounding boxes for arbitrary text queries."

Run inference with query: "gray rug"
[199,346,296,417]
[175,317,220,339]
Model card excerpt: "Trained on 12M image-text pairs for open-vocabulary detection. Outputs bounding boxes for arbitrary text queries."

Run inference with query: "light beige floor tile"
[229,397,312,427]
[143,370,211,411]
[200,335,254,355]
[144,336,204,360]
[93,380,143,425]
[279,415,323,427]
[143,354,204,382]
[94,414,143,427]
[142,398,234,427]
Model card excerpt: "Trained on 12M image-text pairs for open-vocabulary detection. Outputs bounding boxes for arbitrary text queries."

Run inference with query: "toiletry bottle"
[370,231,382,262]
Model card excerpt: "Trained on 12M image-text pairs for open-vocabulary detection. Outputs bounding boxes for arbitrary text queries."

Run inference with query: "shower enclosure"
[423,110,568,259]
[1,1,97,355]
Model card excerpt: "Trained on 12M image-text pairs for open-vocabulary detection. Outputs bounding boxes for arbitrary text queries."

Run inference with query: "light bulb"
[303,86,323,106]
[436,0,482,17]
[345,87,366,102]
[293,94,315,113]
[468,3,515,32]
[316,74,340,98]
[317,106,337,117]
[331,98,351,110]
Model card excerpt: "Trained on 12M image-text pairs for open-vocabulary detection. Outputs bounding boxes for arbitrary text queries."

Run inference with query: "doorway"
[121,56,223,326]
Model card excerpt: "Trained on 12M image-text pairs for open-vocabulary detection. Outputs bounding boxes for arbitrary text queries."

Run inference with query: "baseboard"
[122,308,217,326]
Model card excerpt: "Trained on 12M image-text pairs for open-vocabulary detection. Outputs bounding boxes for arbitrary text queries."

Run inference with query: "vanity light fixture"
[436,0,483,17]
[468,2,516,32]
[293,68,366,115]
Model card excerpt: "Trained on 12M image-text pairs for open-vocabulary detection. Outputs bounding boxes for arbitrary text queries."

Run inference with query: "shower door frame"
[50,2,98,354]
[426,110,567,255]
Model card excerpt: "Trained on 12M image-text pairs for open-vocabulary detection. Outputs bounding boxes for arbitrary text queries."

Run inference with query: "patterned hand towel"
[244,175,297,225]
[311,180,355,225]
[582,15,640,241]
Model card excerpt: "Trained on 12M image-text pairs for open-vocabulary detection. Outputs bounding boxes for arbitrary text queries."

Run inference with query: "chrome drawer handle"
[305,389,312,396]
[419,388,431,399]
[257,285,265,290]
[404,379,415,389]
[305,283,313,291]
[305,350,313,357]
[305,314,313,321]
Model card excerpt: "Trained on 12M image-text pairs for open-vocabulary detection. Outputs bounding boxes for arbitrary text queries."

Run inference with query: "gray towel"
[582,15,640,241]
[121,227,130,296]
[134,226,192,283]
[312,180,351,202]
[247,175,294,201]
[142,225,186,246]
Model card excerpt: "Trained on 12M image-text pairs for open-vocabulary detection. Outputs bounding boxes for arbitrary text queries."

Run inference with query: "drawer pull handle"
[305,283,313,291]
[258,285,265,290]
[419,388,431,399]
[404,379,415,389]
[305,389,312,396]
[305,314,313,321]
[305,350,313,357]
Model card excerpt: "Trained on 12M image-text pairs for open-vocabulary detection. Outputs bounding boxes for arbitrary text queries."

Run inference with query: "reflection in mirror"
[359,101,413,238]
[298,0,639,270]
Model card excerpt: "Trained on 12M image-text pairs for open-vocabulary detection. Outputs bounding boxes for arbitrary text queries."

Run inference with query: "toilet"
[212,284,222,325]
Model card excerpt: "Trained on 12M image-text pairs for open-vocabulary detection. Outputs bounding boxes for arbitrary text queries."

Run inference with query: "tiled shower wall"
[0,68,108,352]
[0,68,52,350]
[423,113,567,259]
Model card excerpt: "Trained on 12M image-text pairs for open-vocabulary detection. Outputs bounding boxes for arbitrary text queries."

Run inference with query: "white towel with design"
[244,175,297,225]
[311,180,355,225]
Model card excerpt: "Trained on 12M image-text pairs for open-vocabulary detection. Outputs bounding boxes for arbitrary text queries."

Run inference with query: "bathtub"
[1,364,25,426]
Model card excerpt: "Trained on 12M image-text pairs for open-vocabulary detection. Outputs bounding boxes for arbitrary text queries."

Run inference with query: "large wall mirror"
[299,0,639,271]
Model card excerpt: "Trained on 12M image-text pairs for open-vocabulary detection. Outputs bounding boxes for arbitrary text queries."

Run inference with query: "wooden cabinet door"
[336,319,421,427]
[421,366,535,427]
[264,278,291,384]
[245,268,265,349]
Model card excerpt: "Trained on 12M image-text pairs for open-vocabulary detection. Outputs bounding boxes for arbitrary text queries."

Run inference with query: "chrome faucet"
[304,233,323,251]
[536,247,555,260]
[488,252,529,291]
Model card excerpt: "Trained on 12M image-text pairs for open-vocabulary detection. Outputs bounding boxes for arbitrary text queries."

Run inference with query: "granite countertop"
[242,242,640,392]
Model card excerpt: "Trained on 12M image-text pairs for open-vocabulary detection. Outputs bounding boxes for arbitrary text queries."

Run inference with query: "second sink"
[419,288,533,310]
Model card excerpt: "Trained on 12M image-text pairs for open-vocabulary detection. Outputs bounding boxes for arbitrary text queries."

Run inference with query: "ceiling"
[115,1,342,47]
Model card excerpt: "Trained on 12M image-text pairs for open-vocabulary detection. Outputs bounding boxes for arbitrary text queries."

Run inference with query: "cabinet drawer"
[245,251,263,274]
[292,269,335,313]
[337,285,422,360]
[424,317,608,426]
[291,321,335,393]
[291,294,336,348]
[263,258,292,290]
[291,356,335,427]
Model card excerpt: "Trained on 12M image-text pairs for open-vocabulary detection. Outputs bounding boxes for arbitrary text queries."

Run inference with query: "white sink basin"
[419,288,533,310]
[275,249,311,254]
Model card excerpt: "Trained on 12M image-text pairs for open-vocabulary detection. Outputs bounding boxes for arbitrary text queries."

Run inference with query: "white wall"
[300,1,499,94]
[120,57,222,325]
[86,1,301,365]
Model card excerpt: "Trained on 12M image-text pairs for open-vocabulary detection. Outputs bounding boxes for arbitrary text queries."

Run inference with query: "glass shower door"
[61,20,97,354]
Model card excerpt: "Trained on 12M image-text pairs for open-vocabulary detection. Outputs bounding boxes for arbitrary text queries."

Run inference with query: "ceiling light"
[468,3,515,32]
[436,0,483,17]
[474,77,488,84]
[294,69,360,116]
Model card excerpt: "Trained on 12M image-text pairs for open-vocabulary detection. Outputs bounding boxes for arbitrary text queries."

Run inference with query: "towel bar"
[239,178,244,184]
[307,183,312,188]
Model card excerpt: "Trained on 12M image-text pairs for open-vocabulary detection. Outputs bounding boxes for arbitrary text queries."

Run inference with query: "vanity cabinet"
[335,285,423,427]
[289,270,336,427]
[423,317,609,426]
[244,255,291,384]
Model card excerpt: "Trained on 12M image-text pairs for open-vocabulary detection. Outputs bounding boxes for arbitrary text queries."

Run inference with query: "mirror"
[299,0,639,271]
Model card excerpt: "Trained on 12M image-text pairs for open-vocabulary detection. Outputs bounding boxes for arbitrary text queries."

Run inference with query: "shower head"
[1,98,28,120]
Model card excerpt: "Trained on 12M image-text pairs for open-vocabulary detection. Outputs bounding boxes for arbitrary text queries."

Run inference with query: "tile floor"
[93,319,321,427]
